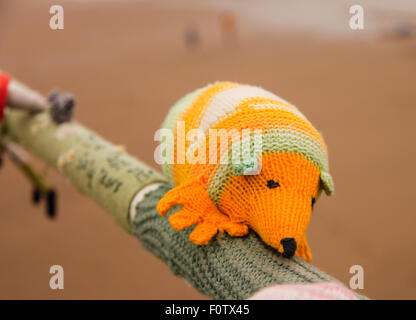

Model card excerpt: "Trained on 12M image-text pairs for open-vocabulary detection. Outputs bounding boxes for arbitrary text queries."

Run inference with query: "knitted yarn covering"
[248,282,359,300]
[133,185,363,300]
[157,82,334,261]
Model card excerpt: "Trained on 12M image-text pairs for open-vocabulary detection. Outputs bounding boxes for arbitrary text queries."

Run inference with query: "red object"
[0,73,10,122]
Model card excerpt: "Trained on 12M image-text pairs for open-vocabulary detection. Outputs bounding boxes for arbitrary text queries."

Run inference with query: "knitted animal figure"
[156,82,334,261]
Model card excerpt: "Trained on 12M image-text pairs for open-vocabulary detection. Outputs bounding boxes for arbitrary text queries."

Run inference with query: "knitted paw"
[188,206,248,245]
[168,208,199,230]
[157,176,248,245]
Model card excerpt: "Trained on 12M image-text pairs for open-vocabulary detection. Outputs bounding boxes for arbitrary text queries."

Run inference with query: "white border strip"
[129,183,164,221]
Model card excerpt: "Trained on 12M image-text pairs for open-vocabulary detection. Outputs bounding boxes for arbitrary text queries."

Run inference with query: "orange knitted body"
[157,82,334,262]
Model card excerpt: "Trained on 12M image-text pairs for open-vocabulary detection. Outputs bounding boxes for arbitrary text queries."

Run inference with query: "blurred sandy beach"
[0,0,415,299]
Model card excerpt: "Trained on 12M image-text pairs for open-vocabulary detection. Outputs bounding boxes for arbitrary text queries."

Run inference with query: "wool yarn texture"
[156,82,333,261]
[248,282,358,300]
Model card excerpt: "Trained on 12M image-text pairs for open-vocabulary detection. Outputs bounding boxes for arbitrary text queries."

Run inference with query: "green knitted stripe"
[161,87,205,183]
[207,129,333,203]
[161,88,205,132]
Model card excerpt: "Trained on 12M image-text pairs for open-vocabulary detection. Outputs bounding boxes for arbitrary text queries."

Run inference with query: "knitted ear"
[320,171,334,195]
[233,155,261,176]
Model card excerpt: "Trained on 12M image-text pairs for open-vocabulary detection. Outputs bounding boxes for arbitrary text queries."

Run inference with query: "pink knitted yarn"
[248,282,358,300]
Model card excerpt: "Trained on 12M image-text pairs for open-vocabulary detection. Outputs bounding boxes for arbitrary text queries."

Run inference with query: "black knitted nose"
[281,238,297,258]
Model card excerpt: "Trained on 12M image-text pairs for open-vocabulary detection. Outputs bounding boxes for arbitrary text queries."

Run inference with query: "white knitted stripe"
[196,86,285,134]
[129,183,164,221]
[187,86,295,158]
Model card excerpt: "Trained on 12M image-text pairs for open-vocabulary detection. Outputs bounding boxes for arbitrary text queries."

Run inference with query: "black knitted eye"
[312,197,316,208]
[267,180,280,189]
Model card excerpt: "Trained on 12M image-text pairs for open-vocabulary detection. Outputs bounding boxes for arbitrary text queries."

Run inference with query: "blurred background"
[0,0,415,299]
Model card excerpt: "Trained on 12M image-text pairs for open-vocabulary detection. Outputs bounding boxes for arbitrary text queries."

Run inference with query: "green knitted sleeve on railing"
[3,108,166,231]
[132,184,363,300]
